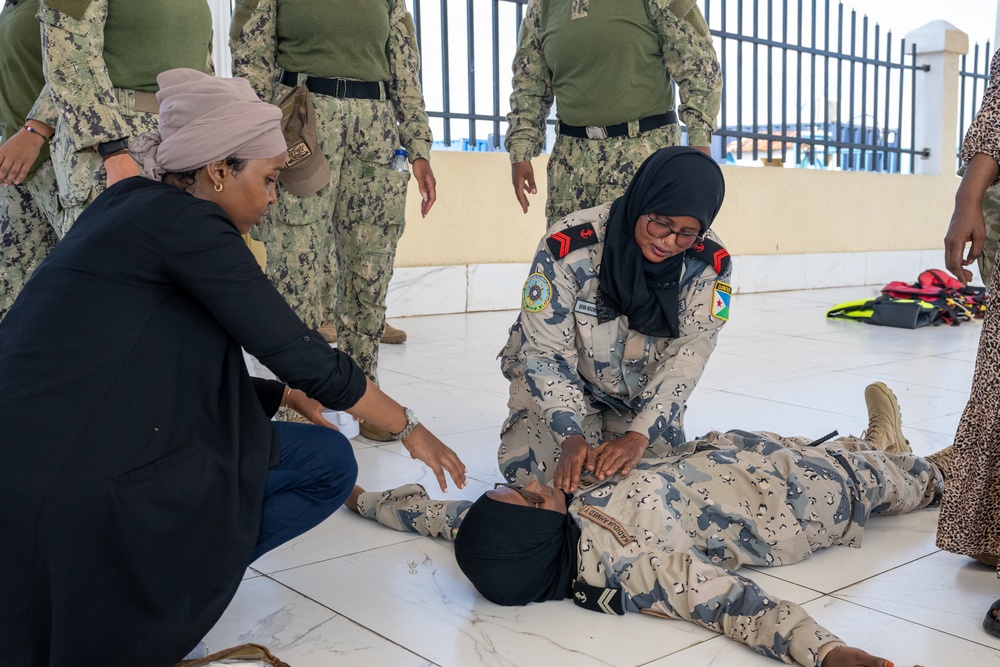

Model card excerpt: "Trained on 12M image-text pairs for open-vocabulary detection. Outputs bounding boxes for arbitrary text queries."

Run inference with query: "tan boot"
[318,320,337,344]
[381,322,407,344]
[925,445,953,480]
[359,421,396,442]
[972,552,1000,567]
[861,382,911,454]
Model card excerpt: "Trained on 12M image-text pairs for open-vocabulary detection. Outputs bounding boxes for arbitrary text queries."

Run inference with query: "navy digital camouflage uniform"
[0,0,60,320]
[505,0,722,227]
[230,0,432,382]
[498,202,732,484]
[357,430,944,667]
[37,0,213,228]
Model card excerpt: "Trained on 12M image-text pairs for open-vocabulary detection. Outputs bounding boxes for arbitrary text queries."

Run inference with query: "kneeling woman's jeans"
[252,421,357,561]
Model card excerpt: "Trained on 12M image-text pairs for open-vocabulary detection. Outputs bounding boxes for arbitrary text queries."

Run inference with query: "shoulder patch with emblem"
[712,281,732,321]
[546,222,599,260]
[685,238,731,276]
[522,273,552,312]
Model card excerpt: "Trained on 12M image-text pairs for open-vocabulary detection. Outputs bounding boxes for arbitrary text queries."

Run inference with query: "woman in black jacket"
[0,68,465,667]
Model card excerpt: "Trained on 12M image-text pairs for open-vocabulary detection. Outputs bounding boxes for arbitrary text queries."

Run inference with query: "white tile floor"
[224,287,1000,667]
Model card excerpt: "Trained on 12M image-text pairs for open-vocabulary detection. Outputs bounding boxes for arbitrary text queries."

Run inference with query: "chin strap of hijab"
[597,147,725,338]
[454,494,580,606]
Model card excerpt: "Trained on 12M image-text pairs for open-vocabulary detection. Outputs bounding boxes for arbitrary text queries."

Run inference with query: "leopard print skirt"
[937,250,1000,570]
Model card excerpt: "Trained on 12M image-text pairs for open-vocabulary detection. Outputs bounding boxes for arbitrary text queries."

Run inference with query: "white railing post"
[905,21,968,176]
[209,0,233,78]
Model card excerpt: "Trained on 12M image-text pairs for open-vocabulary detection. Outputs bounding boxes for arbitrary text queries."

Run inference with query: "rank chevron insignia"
[597,588,617,614]
[571,581,625,615]
[546,223,599,259]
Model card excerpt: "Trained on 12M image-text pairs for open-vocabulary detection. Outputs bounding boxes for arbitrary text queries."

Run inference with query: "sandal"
[983,599,1000,638]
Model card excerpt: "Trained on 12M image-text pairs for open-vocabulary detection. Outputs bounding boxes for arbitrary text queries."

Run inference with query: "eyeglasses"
[645,214,702,248]
[493,482,545,508]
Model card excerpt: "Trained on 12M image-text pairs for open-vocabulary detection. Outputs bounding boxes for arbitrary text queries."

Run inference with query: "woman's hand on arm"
[593,432,649,480]
[945,152,999,284]
[284,387,338,429]
[553,434,595,493]
[347,379,466,492]
[0,122,52,186]
[103,152,140,187]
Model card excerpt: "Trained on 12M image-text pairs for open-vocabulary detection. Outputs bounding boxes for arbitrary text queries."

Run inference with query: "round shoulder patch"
[522,273,552,313]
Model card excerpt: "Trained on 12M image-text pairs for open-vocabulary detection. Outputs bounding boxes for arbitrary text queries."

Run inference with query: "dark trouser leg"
[253,422,358,561]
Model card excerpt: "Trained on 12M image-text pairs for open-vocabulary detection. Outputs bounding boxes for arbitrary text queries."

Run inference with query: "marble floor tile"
[272,537,721,667]
[833,550,1000,648]
[201,575,433,666]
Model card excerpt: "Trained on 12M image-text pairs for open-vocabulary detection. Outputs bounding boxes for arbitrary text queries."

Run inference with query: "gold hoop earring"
[214,183,223,192]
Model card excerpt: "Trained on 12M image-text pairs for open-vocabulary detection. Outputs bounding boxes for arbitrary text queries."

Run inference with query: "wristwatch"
[391,407,419,440]
[96,138,129,160]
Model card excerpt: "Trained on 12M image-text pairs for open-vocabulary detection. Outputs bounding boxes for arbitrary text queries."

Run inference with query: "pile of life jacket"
[827,269,987,328]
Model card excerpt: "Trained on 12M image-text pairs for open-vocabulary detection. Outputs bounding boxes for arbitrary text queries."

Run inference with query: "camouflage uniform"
[979,185,1000,283]
[505,0,722,227]
[0,0,60,320]
[498,203,732,484]
[230,0,432,381]
[37,0,212,228]
[358,431,942,667]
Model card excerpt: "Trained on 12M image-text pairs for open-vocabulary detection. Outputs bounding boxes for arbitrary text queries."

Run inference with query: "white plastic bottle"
[390,148,409,172]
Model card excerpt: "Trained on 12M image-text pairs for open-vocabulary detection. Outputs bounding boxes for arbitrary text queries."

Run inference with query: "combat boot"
[360,422,395,442]
[381,322,407,344]
[925,445,953,480]
[861,382,912,454]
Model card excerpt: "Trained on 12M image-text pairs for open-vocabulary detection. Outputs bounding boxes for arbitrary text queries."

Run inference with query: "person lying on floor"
[347,382,942,667]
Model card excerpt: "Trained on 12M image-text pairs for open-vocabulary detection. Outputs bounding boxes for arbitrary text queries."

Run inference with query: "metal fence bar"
[402,0,933,168]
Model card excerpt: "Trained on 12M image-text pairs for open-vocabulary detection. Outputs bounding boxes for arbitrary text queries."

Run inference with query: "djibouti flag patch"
[712,281,732,320]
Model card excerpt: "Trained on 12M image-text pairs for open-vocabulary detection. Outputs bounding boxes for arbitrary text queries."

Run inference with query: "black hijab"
[454,494,580,606]
[597,147,726,338]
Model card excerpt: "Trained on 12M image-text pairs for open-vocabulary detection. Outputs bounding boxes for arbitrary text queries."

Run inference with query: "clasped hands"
[553,431,649,493]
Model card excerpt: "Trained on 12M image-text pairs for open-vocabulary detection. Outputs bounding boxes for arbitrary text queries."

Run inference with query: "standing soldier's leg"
[259,93,347,330]
[544,124,682,228]
[592,124,682,206]
[979,183,1000,284]
[331,99,405,381]
[0,161,59,319]
[545,134,610,228]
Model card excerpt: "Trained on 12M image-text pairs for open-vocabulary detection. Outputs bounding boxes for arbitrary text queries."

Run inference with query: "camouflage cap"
[276,85,331,197]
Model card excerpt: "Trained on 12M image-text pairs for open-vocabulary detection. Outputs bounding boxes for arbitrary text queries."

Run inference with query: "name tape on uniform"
[574,299,598,317]
[578,505,636,546]
[712,281,732,321]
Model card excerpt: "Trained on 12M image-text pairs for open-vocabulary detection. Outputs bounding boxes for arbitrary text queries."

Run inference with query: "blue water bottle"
[390,148,409,172]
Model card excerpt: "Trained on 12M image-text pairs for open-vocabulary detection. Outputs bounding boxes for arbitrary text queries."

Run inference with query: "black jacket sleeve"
[162,195,367,410]
[252,377,286,418]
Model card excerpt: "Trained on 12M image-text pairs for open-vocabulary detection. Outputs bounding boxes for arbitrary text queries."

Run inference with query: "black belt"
[278,71,384,99]
[558,110,678,139]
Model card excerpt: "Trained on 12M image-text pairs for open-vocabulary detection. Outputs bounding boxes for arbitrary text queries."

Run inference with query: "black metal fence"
[958,42,992,168]
[706,0,926,173]
[411,0,529,151]
[221,0,945,172]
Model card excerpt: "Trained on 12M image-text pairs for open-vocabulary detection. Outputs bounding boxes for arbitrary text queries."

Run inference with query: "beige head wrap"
[130,69,286,181]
